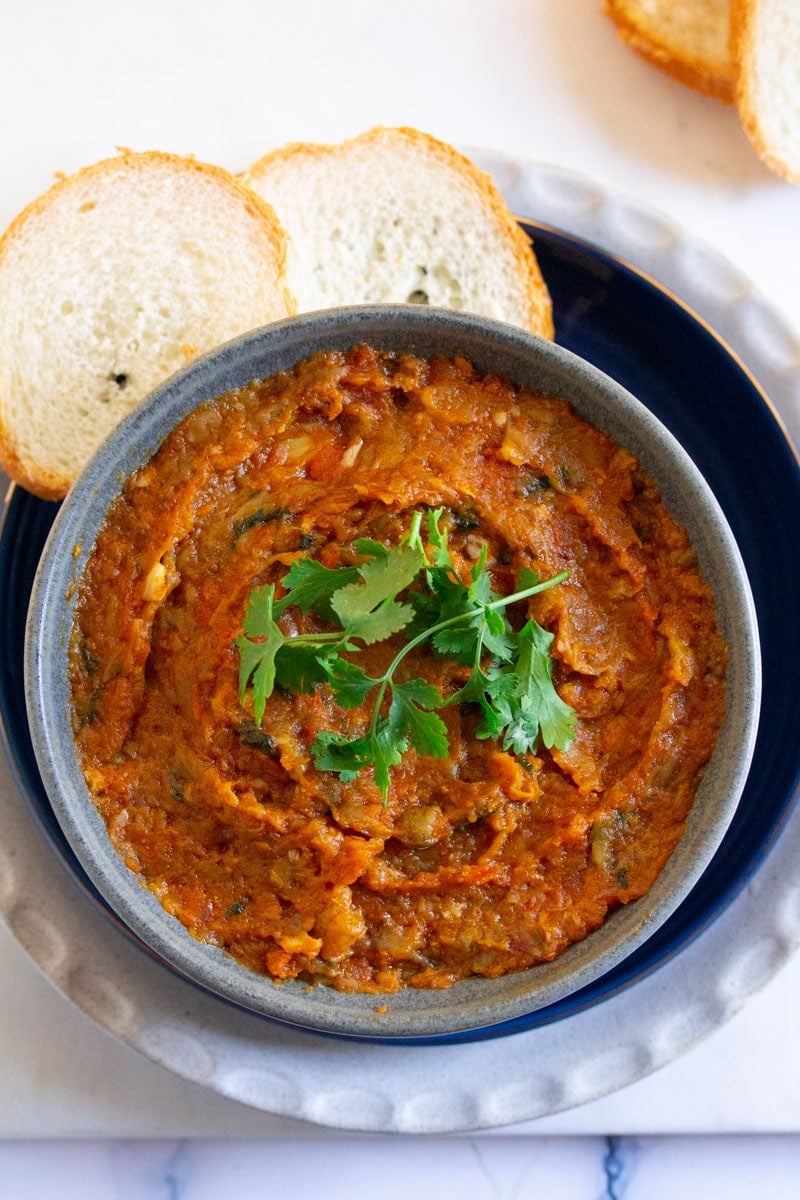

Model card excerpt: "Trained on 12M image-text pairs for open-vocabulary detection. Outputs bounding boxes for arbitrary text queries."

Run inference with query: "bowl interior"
[24,305,761,1038]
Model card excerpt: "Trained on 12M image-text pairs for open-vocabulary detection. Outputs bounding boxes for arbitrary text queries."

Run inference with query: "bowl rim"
[23,304,761,1039]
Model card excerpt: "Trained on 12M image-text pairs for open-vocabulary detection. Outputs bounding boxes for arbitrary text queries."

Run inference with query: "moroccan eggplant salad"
[68,345,727,994]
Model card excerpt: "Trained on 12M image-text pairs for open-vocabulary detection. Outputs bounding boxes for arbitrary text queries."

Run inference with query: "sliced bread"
[242,127,553,339]
[732,0,800,182]
[0,150,295,499]
[604,0,733,102]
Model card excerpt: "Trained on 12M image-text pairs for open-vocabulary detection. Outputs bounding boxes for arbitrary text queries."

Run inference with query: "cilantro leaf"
[432,611,483,663]
[352,538,389,559]
[273,557,361,619]
[342,599,417,646]
[237,633,274,711]
[312,676,448,802]
[428,578,513,665]
[479,607,515,663]
[420,516,514,665]
[331,543,425,624]
[241,583,277,637]
[274,641,339,694]
[387,678,449,759]
[449,663,514,741]
[323,659,378,708]
[449,619,575,756]
[312,724,404,797]
[235,585,285,723]
[330,542,424,644]
[508,619,578,751]
[311,731,374,783]
[372,720,407,797]
[424,564,483,663]
[468,544,491,595]
[424,508,454,569]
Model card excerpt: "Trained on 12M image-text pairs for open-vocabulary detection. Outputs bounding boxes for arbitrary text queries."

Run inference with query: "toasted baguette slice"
[242,127,553,339]
[0,151,295,499]
[732,0,800,182]
[604,0,733,101]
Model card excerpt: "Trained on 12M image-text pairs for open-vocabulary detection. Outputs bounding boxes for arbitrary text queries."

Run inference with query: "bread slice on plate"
[0,150,295,500]
[604,0,733,102]
[732,0,800,182]
[242,126,553,340]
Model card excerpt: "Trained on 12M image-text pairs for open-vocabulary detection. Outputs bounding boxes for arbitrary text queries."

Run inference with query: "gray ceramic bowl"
[25,306,760,1039]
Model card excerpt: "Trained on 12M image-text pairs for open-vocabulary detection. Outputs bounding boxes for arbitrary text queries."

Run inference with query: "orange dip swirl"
[69,345,727,993]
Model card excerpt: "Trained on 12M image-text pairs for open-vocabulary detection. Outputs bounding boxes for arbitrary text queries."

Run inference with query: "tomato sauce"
[69,346,727,992]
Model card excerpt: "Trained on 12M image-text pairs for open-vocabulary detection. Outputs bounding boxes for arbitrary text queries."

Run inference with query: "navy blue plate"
[2,222,799,1043]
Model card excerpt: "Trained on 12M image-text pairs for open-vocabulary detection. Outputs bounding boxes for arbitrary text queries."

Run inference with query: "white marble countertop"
[2,0,800,1193]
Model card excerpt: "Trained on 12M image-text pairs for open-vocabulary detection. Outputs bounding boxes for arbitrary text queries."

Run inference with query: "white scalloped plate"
[1,155,800,1133]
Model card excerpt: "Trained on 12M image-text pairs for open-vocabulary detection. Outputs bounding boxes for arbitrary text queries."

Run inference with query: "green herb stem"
[485,569,570,610]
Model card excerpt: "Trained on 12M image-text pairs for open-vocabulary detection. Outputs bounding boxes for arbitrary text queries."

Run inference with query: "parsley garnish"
[236,510,576,800]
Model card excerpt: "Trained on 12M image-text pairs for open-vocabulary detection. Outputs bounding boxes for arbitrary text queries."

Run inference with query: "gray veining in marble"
[1,1136,800,1199]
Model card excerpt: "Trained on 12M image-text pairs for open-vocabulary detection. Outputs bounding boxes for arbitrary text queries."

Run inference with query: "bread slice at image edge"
[242,127,554,340]
[604,0,734,102]
[0,151,295,500]
[731,0,800,182]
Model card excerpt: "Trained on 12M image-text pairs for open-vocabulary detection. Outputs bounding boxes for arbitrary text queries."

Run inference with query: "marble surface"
[1,1136,800,1199]
[3,0,800,1191]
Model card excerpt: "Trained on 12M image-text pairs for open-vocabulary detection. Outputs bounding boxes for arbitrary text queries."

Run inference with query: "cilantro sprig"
[236,510,576,800]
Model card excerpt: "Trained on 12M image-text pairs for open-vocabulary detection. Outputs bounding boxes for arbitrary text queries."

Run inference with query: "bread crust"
[245,126,554,340]
[604,0,734,102]
[731,0,800,182]
[0,425,70,500]
[0,150,295,499]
